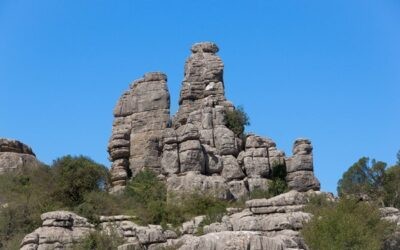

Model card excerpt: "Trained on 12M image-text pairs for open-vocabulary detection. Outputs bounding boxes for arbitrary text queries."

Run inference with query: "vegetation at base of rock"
[338,151,400,208]
[249,163,288,199]
[124,169,231,227]
[51,156,109,207]
[73,230,124,250]
[302,197,394,250]
[225,105,250,136]
[0,156,110,249]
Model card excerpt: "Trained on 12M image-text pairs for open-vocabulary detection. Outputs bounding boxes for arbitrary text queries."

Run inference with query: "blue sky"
[1,0,399,194]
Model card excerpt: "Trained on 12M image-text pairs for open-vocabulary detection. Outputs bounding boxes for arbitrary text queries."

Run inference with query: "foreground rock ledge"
[21,190,336,250]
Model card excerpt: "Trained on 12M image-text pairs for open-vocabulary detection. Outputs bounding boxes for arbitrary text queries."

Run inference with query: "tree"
[51,155,109,207]
[225,105,250,136]
[337,157,386,204]
[302,198,393,250]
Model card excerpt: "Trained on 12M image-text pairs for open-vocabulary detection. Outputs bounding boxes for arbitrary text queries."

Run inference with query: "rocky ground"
[20,190,335,250]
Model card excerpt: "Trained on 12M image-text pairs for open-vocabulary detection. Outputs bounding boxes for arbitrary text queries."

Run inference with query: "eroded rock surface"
[108,42,320,198]
[20,211,94,250]
[0,138,41,174]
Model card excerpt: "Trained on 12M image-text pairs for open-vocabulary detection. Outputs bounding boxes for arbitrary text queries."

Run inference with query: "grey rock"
[247,178,272,193]
[109,72,170,189]
[167,172,231,200]
[245,135,276,149]
[20,211,94,250]
[221,155,245,181]
[177,124,200,143]
[243,155,270,178]
[0,138,41,174]
[286,171,320,192]
[179,140,205,173]
[203,145,223,174]
[178,231,286,250]
[161,143,180,175]
[228,180,249,200]
[214,126,237,156]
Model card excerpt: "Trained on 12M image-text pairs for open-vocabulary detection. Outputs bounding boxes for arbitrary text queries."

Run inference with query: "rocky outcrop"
[108,72,170,193]
[19,211,94,250]
[0,138,41,174]
[108,42,320,197]
[285,139,320,192]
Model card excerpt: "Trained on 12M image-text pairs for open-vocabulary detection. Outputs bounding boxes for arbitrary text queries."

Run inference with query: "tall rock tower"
[108,73,170,192]
[108,42,320,196]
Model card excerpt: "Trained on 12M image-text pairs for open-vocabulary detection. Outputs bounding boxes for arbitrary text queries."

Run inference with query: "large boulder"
[0,138,41,174]
[20,211,94,250]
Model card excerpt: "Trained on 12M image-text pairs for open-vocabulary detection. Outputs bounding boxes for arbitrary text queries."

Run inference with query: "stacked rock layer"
[0,138,41,174]
[108,42,320,196]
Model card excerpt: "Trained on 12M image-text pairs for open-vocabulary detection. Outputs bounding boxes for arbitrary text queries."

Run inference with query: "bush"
[225,106,250,136]
[301,198,394,250]
[0,165,58,248]
[124,169,232,227]
[73,230,124,250]
[0,156,111,248]
[74,191,123,224]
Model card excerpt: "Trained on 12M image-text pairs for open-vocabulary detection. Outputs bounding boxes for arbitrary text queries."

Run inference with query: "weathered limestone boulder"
[166,171,232,200]
[20,211,94,250]
[179,140,205,174]
[221,155,245,181]
[108,72,170,192]
[247,177,272,193]
[0,138,41,174]
[180,216,205,235]
[214,126,238,156]
[285,139,320,192]
[241,135,275,178]
[203,145,223,174]
[176,231,287,250]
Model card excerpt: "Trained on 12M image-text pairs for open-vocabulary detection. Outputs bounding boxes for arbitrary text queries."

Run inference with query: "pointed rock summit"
[108,42,320,195]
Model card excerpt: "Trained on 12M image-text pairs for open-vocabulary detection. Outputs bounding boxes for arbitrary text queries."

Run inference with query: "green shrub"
[124,170,231,227]
[0,165,59,248]
[301,198,394,250]
[74,191,123,224]
[225,106,250,136]
[124,169,167,225]
[73,230,124,250]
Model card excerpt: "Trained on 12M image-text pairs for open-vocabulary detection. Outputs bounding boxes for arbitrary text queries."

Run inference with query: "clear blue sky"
[1,0,399,194]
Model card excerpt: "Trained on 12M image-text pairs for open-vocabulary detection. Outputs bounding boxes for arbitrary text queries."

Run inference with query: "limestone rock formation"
[0,138,41,174]
[108,42,320,197]
[285,139,320,192]
[19,211,94,250]
[108,72,170,192]
[21,191,332,249]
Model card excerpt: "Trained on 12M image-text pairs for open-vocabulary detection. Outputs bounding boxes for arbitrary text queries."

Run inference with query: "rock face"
[0,138,41,174]
[20,211,94,250]
[108,42,320,197]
